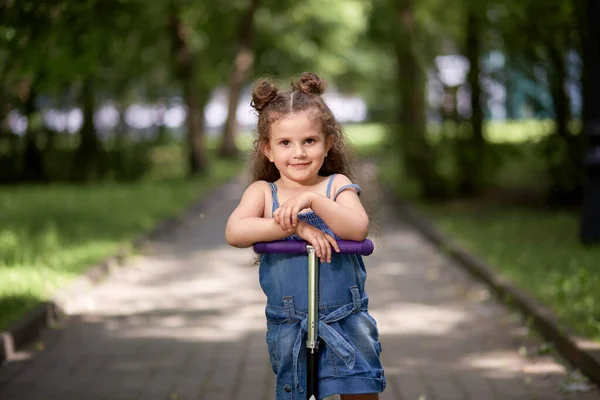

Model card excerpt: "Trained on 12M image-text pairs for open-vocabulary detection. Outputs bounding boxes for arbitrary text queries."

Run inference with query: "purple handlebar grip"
[253,239,374,256]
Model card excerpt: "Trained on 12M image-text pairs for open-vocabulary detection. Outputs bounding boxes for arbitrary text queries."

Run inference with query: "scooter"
[254,239,374,400]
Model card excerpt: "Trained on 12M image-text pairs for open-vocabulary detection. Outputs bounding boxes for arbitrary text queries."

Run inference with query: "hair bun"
[251,80,278,112]
[292,72,326,95]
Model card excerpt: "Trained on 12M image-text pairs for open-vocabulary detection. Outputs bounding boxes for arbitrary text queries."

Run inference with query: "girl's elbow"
[355,216,369,240]
[355,227,369,241]
[225,231,238,247]
[339,217,368,241]
[226,235,251,248]
[225,226,249,248]
[344,223,368,242]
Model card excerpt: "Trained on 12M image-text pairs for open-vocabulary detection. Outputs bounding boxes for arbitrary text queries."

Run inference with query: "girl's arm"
[274,174,369,241]
[225,181,295,248]
[309,174,369,241]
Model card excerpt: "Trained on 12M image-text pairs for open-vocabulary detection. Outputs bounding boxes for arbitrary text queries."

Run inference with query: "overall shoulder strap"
[333,183,361,201]
[325,174,336,199]
[268,182,279,212]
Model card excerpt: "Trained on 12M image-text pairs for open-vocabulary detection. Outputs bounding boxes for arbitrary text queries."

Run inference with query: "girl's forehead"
[270,112,321,138]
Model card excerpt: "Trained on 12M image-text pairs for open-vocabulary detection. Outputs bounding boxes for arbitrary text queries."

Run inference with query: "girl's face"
[263,112,333,185]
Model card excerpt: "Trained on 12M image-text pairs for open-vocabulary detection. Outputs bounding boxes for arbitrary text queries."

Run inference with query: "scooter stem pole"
[306,245,319,400]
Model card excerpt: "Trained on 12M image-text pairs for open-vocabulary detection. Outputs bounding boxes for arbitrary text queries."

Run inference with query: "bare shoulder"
[241,180,271,204]
[245,180,270,193]
[331,173,355,193]
[332,173,353,186]
[230,180,270,218]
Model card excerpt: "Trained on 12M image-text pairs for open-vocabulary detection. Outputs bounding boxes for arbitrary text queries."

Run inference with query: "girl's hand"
[273,192,315,232]
[295,221,340,263]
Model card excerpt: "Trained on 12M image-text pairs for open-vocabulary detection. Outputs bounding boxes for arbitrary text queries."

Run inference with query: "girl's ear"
[260,142,274,162]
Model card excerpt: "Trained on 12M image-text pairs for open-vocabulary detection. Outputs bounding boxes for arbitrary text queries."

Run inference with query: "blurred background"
[1,0,600,341]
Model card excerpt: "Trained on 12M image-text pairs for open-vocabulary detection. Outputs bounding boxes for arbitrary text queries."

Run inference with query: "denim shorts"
[264,288,386,399]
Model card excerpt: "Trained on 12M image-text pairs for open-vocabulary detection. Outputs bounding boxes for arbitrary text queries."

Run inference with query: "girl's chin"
[283,170,319,182]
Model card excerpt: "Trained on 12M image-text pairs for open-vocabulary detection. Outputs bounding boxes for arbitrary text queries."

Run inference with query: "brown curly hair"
[248,72,356,183]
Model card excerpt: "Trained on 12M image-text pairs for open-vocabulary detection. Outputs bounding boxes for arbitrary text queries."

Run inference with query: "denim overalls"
[259,174,386,400]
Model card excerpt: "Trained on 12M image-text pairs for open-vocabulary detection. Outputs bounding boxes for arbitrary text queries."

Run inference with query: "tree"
[457,0,486,195]
[169,0,207,175]
[0,1,58,181]
[491,0,584,203]
[219,0,259,159]
[366,0,443,198]
[578,0,600,244]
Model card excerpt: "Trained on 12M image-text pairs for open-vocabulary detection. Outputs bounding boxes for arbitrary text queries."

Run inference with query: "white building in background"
[7,86,368,137]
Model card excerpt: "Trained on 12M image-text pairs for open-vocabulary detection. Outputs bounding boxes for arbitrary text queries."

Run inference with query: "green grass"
[0,142,243,329]
[421,204,600,340]
[375,148,600,341]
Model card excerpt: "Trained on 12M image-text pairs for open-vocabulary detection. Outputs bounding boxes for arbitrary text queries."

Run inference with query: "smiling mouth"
[290,162,311,168]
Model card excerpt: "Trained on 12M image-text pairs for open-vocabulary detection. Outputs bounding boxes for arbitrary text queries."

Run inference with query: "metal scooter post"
[306,245,319,400]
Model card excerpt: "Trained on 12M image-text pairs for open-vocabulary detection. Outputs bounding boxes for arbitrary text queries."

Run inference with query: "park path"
[0,172,599,400]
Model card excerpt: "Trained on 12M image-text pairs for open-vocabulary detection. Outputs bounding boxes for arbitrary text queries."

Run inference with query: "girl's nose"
[293,144,306,157]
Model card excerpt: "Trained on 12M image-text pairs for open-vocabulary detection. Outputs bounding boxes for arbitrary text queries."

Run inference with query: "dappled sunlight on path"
[0,177,598,400]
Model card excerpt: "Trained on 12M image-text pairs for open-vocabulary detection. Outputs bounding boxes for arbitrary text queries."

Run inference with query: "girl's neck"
[276,174,327,189]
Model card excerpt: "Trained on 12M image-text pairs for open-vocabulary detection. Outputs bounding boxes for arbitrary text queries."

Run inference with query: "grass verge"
[376,152,600,341]
[0,145,243,329]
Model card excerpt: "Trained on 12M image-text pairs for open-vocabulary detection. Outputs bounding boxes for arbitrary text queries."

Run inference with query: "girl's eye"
[280,140,290,146]
[305,138,315,144]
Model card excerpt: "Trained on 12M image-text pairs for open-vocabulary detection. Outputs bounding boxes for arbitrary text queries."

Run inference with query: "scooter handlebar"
[253,239,374,256]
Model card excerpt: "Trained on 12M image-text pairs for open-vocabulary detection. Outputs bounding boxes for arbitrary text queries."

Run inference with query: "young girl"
[225,72,385,400]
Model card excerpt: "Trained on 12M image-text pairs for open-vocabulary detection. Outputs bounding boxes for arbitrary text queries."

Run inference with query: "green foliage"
[252,0,373,89]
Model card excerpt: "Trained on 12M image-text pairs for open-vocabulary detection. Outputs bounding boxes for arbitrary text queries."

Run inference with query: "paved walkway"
[1,175,599,400]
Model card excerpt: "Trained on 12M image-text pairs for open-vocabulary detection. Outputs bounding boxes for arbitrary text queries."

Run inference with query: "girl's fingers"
[274,210,284,229]
[316,237,324,263]
[312,238,321,259]
[290,208,298,230]
[282,208,290,231]
[287,207,294,230]
[319,236,328,263]
[313,237,323,261]
[322,237,331,263]
[326,235,340,253]
[314,237,322,262]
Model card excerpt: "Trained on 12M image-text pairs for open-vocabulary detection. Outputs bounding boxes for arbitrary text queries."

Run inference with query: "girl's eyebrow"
[272,135,319,141]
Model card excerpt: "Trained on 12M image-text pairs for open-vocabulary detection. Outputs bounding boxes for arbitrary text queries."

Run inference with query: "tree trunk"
[71,77,102,182]
[184,83,207,174]
[0,93,10,138]
[155,104,169,145]
[395,0,439,198]
[543,43,585,205]
[504,58,517,120]
[20,79,46,182]
[549,47,569,140]
[170,0,207,175]
[578,0,600,243]
[458,6,485,196]
[219,0,259,159]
